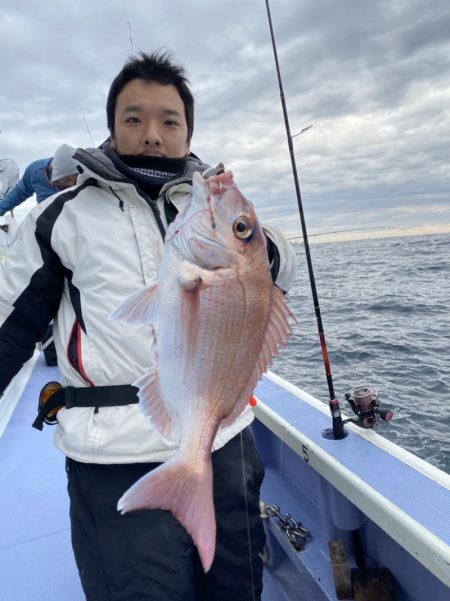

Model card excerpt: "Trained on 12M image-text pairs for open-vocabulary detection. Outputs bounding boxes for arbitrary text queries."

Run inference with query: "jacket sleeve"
[0,201,64,394]
[0,166,35,216]
[262,224,297,292]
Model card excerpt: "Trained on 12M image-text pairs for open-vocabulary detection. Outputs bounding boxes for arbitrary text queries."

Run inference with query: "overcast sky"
[1,0,449,238]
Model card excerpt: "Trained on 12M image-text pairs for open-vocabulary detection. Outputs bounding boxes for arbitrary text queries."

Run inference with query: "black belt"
[32,384,139,431]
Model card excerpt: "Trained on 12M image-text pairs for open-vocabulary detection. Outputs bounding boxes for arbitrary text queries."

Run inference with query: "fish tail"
[117,455,216,572]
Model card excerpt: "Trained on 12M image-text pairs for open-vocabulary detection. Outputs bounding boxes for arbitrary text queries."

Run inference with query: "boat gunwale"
[253,371,450,588]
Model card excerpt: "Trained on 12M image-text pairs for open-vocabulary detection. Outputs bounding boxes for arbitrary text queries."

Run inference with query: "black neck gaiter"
[105,147,187,199]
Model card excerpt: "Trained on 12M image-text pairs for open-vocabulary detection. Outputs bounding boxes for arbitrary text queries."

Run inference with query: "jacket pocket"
[66,320,95,386]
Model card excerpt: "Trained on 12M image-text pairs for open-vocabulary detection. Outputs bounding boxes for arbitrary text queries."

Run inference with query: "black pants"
[66,427,265,601]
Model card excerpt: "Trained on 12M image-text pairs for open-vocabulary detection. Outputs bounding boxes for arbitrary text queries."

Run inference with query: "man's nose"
[143,122,162,147]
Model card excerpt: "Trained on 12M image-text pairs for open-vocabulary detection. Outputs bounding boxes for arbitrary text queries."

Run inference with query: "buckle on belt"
[32,381,64,430]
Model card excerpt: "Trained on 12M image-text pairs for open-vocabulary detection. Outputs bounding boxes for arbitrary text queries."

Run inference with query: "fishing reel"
[343,385,393,428]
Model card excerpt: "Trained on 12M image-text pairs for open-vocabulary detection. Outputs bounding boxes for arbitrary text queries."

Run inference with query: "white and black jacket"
[0,147,297,464]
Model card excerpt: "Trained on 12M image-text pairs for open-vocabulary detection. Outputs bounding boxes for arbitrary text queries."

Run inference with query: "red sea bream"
[111,170,294,571]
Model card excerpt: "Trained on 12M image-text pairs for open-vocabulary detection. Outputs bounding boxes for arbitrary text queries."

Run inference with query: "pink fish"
[111,170,293,571]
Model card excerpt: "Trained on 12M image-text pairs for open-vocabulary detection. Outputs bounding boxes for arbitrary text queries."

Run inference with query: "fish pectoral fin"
[134,368,178,441]
[110,283,158,325]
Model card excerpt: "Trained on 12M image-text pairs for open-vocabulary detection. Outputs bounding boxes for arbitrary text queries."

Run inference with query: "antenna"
[78,103,95,147]
[127,21,134,55]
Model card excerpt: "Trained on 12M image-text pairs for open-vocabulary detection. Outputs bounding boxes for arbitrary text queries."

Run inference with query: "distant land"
[288,224,450,244]
[5,198,450,246]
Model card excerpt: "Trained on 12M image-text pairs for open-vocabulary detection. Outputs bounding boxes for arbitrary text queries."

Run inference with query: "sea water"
[273,232,450,474]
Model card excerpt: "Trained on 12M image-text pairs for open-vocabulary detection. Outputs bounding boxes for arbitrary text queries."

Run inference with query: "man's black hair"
[106,50,194,140]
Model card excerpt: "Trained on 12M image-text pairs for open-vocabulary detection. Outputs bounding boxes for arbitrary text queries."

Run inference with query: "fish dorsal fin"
[133,367,179,441]
[221,286,295,428]
[110,283,158,325]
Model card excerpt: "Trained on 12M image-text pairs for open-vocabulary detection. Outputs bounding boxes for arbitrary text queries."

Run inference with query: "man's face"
[54,175,77,190]
[110,80,191,158]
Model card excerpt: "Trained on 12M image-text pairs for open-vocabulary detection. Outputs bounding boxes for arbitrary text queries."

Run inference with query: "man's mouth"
[140,151,166,158]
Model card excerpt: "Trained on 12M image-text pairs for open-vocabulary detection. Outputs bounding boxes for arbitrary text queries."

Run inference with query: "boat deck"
[1,354,449,600]
[0,352,84,600]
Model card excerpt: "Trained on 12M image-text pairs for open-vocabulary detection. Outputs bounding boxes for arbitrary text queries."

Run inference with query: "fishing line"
[239,431,257,601]
[264,0,345,439]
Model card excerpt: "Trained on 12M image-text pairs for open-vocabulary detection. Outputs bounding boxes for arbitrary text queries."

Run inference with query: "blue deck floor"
[0,353,84,600]
[2,353,449,600]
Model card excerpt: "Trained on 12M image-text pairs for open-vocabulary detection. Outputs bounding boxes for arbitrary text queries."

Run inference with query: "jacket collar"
[73,145,209,192]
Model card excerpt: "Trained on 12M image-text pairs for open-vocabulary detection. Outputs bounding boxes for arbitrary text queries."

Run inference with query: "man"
[0,143,78,216]
[0,51,296,600]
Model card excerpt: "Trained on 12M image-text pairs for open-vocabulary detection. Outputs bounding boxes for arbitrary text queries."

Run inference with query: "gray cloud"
[1,0,449,235]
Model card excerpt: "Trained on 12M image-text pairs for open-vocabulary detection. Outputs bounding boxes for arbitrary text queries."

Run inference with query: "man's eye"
[165,120,179,127]
[126,117,140,123]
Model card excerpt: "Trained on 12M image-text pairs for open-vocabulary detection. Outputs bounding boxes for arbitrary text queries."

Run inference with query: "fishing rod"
[127,21,134,55]
[264,0,346,439]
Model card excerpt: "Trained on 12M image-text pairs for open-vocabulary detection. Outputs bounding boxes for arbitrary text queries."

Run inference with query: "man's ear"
[110,134,116,150]
[184,138,191,156]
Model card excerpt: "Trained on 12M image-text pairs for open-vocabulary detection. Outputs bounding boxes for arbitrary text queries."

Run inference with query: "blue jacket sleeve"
[0,167,35,216]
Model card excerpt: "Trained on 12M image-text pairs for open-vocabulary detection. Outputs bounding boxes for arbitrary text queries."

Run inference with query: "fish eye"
[233,216,253,241]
